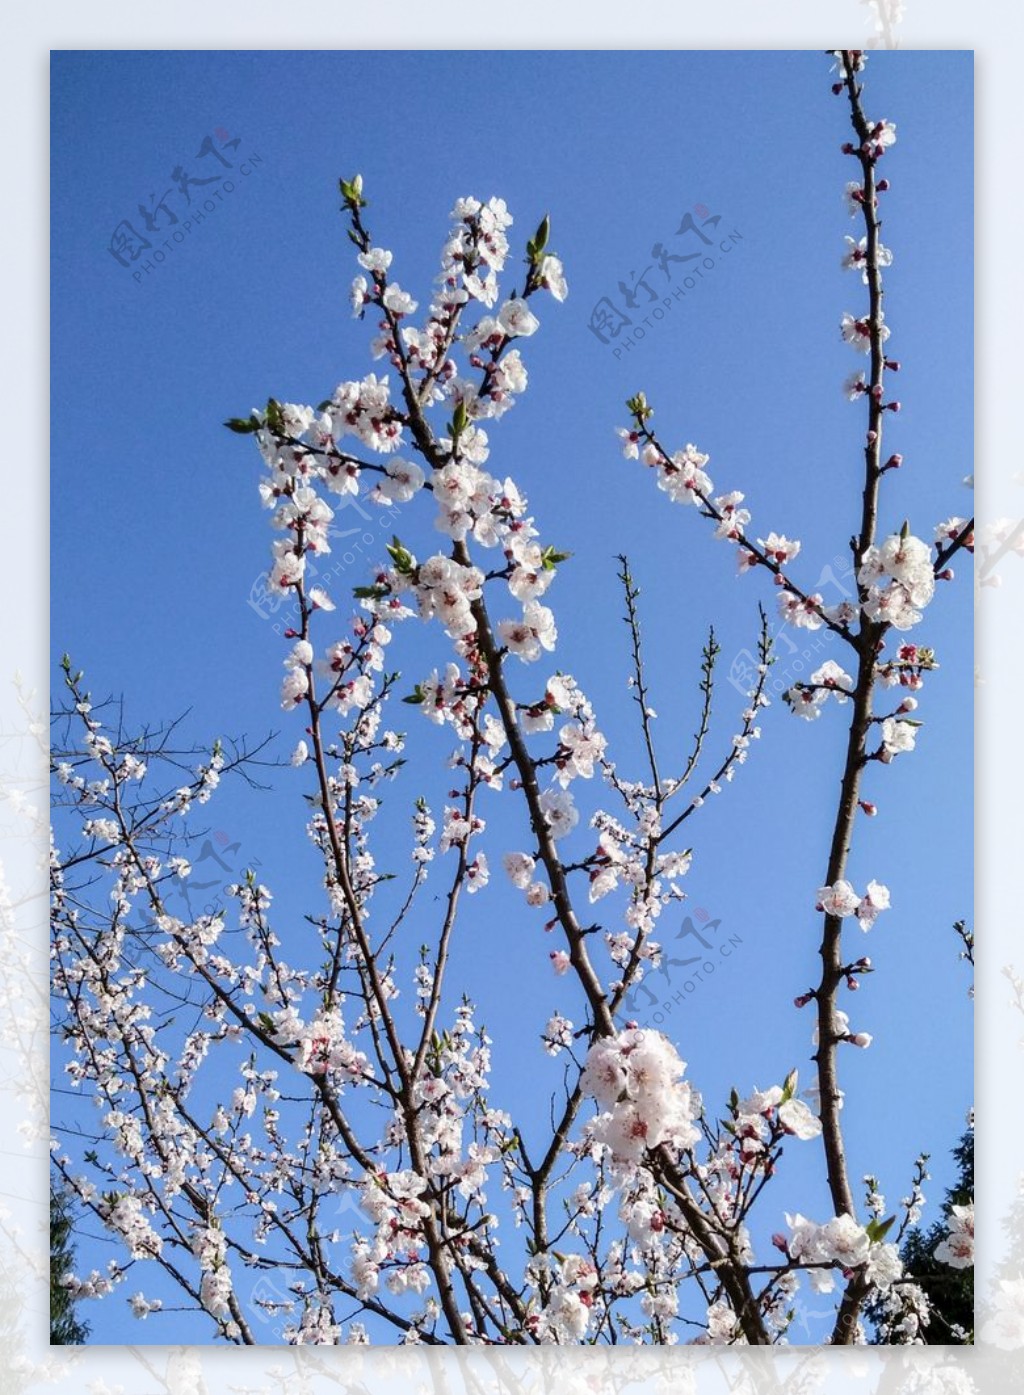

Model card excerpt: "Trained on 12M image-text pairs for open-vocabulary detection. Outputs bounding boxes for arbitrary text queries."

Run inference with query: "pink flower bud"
[866,430,877,444]
[846,976,859,991]
[772,1232,789,1251]
[886,401,901,413]
[885,359,901,371]
[884,453,902,470]
[858,800,877,816]
[841,141,855,153]
[832,82,844,95]
[877,178,890,192]
[849,1032,873,1048]
[938,568,954,581]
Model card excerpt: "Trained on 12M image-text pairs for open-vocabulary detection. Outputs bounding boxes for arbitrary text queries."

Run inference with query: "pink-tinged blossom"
[503,851,535,889]
[497,297,540,338]
[378,458,425,503]
[778,1097,823,1140]
[934,1203,974,1269]
[525,881,550,907]
[778,591,825,630]
[498,602,557,661]
[537,254,568,301]
[934,516,973,549]
[856,880,890,931]
[841,234,892,281]
[649,444,712,505]
[713,491,750,540]
[539,787,579,840]
[357,246,393,274]
[543,1014,574,1055]
[616,427,641,460]
[281,667,309,710]
[817,880,861,918]
[758,532,801,565]
[863,118,897,158]
[382,283,417,316]
[881,716,918,758]
[841,310,890,353]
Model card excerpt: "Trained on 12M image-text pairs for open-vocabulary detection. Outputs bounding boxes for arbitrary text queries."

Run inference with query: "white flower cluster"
[816,878,891,931]
[859,532,935,630]
[785,659,854,720]
[581,1029,700,1170]
[785,1211,903,1294]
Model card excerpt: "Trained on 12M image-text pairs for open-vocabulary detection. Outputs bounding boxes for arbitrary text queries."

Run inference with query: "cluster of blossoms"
[581,1028,700,1169]
[816,878,891,931]
[785,659,854,720]
[783,1212,902,1294]
[859,531,936,631]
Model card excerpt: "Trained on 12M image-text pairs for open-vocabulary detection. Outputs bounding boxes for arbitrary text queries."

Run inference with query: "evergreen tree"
[871,1129,974,1343]
[50,1181,89,1345]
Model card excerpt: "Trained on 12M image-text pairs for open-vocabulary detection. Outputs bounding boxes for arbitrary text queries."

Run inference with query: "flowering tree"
[51,52,973,1346]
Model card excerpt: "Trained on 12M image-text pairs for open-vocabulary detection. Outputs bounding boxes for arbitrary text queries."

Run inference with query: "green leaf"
[223,416,260,434]
[866,1214,897,1244]
[451,400,469,439]
[532,214,550,257]
[402,685,425,706]
[353,584,388,600]
[541,545,573,571]
[782,1068,798,1103]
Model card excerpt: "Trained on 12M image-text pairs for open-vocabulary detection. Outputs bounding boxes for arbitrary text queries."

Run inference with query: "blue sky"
[51,50,973,1344]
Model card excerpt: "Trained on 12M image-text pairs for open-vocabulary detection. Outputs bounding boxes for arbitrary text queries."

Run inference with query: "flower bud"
[877,178,890,192]
[849,1032,873,1048]
[858,800,877,816]
[886,401,901,413]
